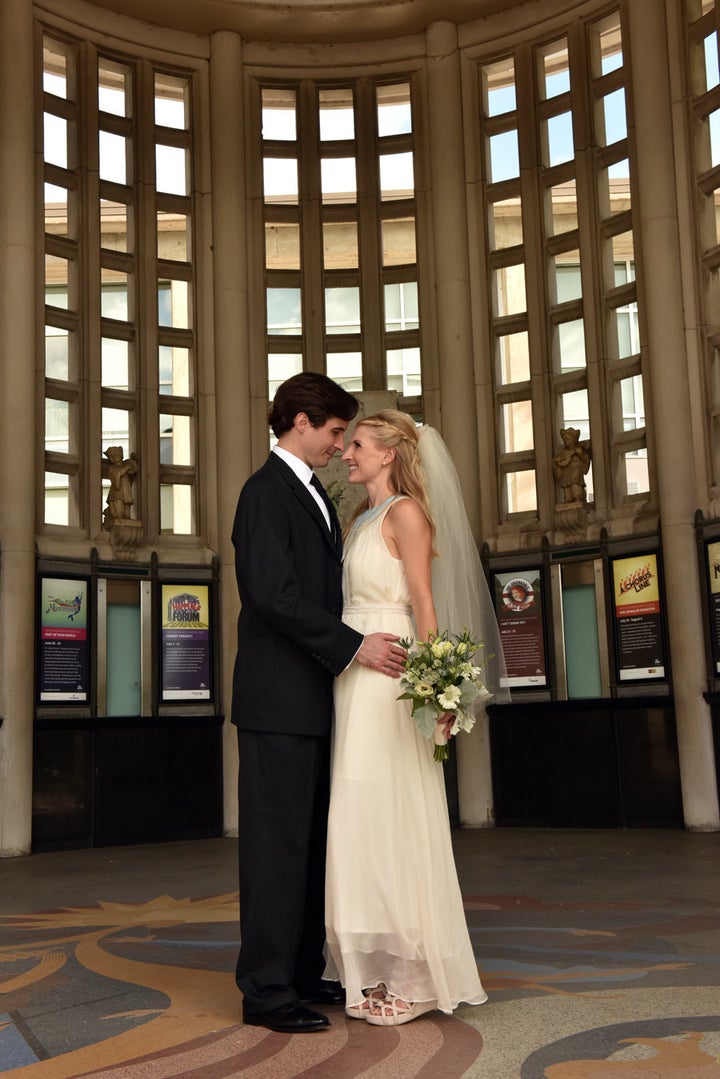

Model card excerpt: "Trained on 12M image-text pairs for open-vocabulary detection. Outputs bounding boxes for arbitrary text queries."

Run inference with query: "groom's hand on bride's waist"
[355,633,406,677]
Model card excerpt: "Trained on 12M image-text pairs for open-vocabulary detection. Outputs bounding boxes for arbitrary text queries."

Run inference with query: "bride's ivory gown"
[324,497,487,1014]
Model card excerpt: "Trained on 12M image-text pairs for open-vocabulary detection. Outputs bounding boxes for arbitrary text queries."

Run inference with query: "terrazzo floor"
[1,828,719,1078]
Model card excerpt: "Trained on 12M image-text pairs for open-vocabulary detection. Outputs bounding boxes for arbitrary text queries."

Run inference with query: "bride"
[324,409,506,1026]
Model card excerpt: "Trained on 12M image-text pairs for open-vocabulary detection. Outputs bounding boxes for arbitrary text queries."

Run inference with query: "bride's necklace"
[353,494,395,530]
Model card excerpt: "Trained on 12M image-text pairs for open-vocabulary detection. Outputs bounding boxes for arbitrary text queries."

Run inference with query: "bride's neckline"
[353,494,396,529]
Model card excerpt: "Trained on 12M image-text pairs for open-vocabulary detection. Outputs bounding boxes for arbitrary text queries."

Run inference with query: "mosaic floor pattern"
[1,832,718,1078]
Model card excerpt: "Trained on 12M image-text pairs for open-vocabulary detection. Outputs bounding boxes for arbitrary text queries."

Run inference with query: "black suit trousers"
[235,728,330,1013]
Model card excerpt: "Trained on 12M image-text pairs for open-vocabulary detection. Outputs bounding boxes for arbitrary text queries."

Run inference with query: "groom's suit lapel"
[268,453,342,556]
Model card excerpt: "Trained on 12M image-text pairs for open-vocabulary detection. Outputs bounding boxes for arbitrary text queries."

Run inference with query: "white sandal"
[365,994,437,1026]
[345,983,388,1020]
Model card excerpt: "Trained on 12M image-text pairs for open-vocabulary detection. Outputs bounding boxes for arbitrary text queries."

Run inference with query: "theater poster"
[611,553,665,681]
[161,584,212,701]
[706,540,720,673]
[39,577,89,702]
[493,570,547,687]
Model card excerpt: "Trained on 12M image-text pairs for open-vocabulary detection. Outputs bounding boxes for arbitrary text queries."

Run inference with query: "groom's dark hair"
[269,372,359,438]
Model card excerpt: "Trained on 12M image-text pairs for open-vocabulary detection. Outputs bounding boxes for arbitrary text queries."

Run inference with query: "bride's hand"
[437,713,455,740]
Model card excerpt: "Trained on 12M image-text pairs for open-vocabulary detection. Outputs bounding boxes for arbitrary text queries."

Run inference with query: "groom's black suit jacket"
[231,451,362,735]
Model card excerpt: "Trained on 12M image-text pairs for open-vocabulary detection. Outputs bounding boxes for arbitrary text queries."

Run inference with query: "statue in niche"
[552,427,591,505]
[102,445,138,528]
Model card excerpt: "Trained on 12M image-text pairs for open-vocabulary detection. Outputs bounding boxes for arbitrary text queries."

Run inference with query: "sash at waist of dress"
[342,603,412,616]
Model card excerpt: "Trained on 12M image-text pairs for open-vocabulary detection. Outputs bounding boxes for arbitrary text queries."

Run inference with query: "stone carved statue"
[102,445,137,528]
[102,445,142,561]
[552,427,591,505]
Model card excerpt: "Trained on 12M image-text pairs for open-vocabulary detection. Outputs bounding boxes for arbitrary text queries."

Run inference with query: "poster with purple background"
[161,584,211,701]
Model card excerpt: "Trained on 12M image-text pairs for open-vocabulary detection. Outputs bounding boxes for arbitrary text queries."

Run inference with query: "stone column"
[210,32,251,836]
[426,21,492,826]
[0,0,36,856]
[628,0,719,829]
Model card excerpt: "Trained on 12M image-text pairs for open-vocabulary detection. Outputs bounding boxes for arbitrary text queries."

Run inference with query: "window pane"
[613,305,639,359]
[710,109,720,169]
[621,374,645,431]
[319,88,354,140]
[323,221,358,269]
[102,338,130,389]
[46,254,71,309]
[557,319,586,370]
[599,160,631,217]
[156,145,187,195]
[158,210,190,261]
[495,263,526,317]
[321,157,357,203]
[554,259,582,303]
[43,39,69,98]
[541,40,570,99]
[155,73,188,129]
[547,179,577,235]
[46,326,70,380]
[159,345,191,396]
[483,58,516,117]
[267,287,302,333]
[376,83,412,136]
[45,473,69,525]
[379,152,414,200]
[601,88,627,147]
[503,400,533,452]
[611,233,635,270]
[546,112,574,167]
[489,197,522,250]
[98,59,130,117]
[506,470,537,513]
[46,183,72,238]
[44,113,68,168]
[561,388,590,436]
[386,347,421,396]
[102,407,130,450]
[158,279,189,329]
[624,450,649,496]
[498,331,530,384]
[326,351,363,391]
[384,281,418,331]
[705,32,720,92]
[99,131,127,184]
[102,199,129,252]
[263,158,299,204]
[489,130,519,182]
[381,216,416,266]
[266,222,301,270]
[269,353,303,398]
[102,275,129,320]
[159,414,192,465]
[598,17,623,75]
[161,483,193,533]
[45,399,69,452]
[262,87,297,140]
[325,286,360,334]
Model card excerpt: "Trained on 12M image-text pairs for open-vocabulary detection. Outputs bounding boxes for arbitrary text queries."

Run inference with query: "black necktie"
[309,474,337,541]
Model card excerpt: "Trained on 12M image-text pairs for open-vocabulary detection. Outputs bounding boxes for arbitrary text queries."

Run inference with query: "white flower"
[438,684,461,709]
[415,680,434,697]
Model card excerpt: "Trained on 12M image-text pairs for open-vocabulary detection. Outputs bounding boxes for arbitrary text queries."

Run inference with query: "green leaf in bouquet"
[413,700,440,738]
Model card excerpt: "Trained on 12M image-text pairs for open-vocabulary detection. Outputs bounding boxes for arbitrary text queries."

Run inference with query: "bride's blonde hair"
[345,409,436,549]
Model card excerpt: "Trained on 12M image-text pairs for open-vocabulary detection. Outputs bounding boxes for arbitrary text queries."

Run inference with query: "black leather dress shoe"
[296,979,346,1006]
[243,1001,329,1033]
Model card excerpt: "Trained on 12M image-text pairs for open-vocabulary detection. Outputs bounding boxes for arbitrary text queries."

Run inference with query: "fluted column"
[210,31,251,836]
[628,0,719,829]
[0,0,36,856]
[426,21,492,826]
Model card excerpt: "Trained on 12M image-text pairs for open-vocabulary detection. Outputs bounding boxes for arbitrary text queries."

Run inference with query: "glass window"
[319,88,354,140]
[489,130,519,182]
[262,88,297,140]
[376,83,411,136]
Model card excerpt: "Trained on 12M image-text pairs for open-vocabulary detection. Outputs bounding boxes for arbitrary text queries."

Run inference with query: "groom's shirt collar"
[272,445,331,530]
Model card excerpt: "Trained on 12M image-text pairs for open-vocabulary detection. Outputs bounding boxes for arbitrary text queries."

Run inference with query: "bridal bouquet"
[397,629,493,762]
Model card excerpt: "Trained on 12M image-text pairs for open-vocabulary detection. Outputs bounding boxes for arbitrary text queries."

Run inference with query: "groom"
[232,372,406,1033]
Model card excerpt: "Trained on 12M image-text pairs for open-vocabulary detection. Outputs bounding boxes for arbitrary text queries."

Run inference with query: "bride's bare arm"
[383,498,438,643]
